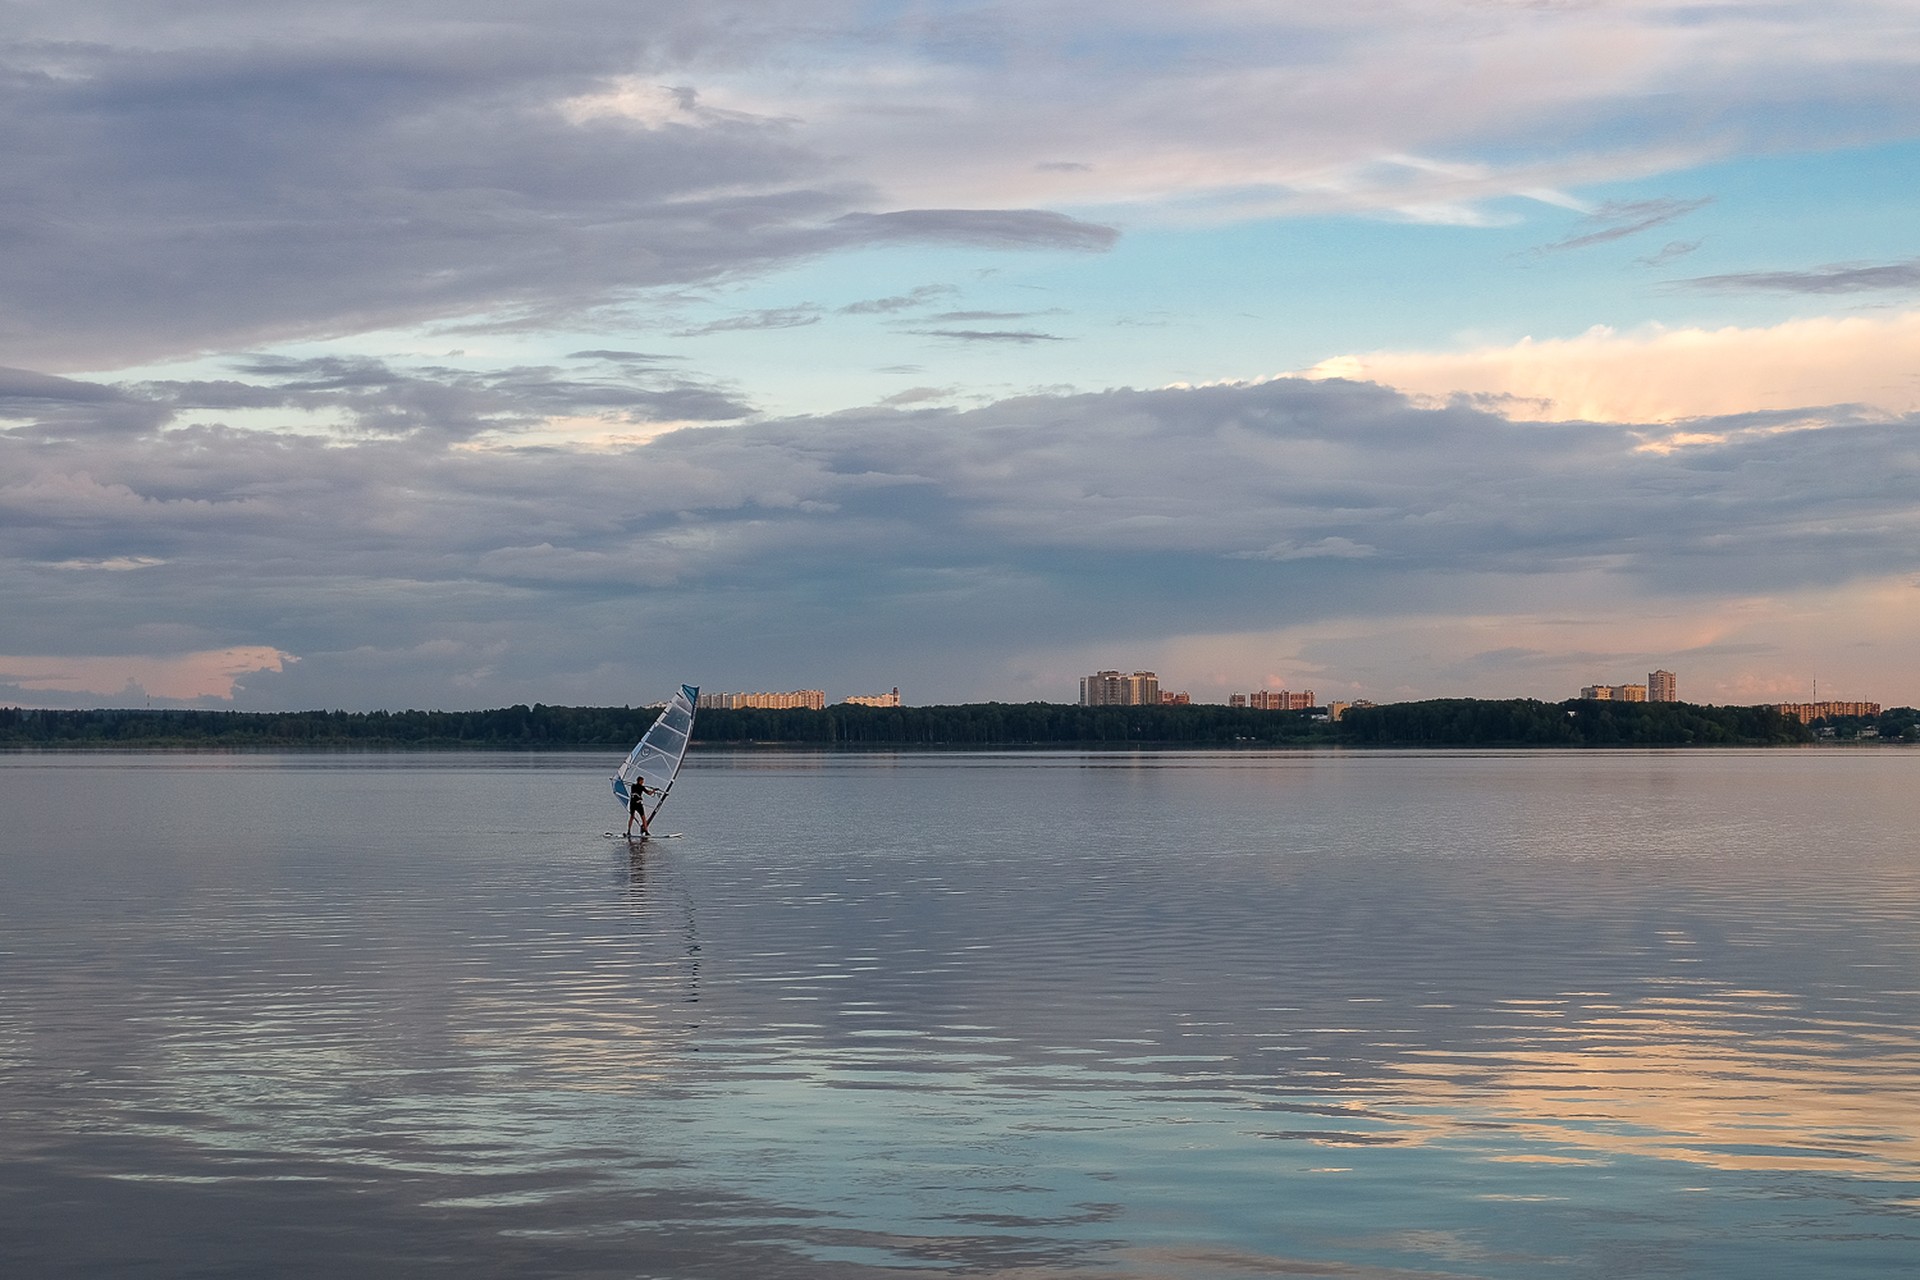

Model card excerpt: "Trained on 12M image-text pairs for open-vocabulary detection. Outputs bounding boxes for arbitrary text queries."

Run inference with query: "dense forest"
[1338,698,1822,746]
[2,697,1905,748]
[0,702,1336,748]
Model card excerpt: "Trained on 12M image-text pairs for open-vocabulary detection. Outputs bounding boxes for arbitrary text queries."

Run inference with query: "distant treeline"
[0,702,1334,748]
[701,703,1339,746]
[1340,699,1821,746]
[3,698,1906,749]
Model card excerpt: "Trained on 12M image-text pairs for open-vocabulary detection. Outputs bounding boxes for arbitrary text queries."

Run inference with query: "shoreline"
[5,739,1909,755]
[6,698,1903,750]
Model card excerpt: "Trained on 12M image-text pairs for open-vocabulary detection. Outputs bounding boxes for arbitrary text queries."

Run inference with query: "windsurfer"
[626,776,661,837]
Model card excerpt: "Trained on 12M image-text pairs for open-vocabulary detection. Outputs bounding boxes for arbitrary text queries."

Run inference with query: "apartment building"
[1579,683,1648,702]
[1772,701,1881,724]
[1080,670,1159,706]
[697,690,827,711]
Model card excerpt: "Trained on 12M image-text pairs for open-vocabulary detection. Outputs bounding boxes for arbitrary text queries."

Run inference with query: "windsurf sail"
[612,683,699,816]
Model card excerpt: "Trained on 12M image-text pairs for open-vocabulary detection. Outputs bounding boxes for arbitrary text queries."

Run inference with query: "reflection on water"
[2,749,1917,1278]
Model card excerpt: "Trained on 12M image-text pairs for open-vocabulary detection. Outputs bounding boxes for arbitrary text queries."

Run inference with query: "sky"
[3,0,1918,711]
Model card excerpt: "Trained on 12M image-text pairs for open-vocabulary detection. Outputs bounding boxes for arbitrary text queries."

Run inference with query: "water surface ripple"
[2,749,1916,1277]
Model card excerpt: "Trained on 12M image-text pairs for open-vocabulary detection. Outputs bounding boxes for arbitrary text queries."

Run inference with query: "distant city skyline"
[4,5,1918,711]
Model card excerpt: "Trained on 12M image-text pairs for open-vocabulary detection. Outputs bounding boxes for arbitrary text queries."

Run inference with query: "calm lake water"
[2,748,1917,1278]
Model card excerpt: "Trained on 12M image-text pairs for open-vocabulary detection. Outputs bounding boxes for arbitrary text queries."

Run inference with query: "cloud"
[1231,537,1378,562]
[0,365,173,438]
[5,367,1919,707]
[0,5,1119,370]
[837,286,956,315]
[672,306,824,337]
[1081,580,1920,709]
[567,350,681,367]
[3,4,1916,713]
[1300,311,1920,423]
[4,0,1916,376]
[686,3,1920,229]
[826,209,1118,252]
[0,367,126,403]
[141,354,758,439]
[0,647,295,703]
[0,16,803,366]
[1637,240,1701,268]
[925,310,1063,323]
[1684,258,1920,294]
[875,387,958,407]
[909,329,1066,344]
[1537,198,1712,254]
[46,556,167,572]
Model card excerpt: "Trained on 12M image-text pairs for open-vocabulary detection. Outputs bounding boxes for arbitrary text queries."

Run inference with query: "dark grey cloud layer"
[4,367,1916,707]
[0,3,1115,369]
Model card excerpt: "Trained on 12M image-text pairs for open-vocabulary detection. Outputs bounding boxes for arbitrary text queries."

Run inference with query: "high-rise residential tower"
[1648,670,1677,702]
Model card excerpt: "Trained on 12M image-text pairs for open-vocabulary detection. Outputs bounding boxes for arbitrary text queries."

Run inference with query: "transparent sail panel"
[614,684,699,804]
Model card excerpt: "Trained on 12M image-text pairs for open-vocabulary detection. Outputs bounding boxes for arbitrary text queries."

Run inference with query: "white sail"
[612,683,699,811]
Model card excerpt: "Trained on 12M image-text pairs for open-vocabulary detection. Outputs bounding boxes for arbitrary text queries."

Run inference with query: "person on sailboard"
[626,776,662,837]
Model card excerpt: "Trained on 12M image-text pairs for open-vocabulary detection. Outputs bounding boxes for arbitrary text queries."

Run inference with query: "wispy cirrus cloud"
[1537,198,1712,254]
[1637,240,1702,268]
[909,329,1066,344]
[837,286,957,316]
[566,350,683,368]
[925,310,1064,323]
[673,306,824,337]
[1684,258,1920,294]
